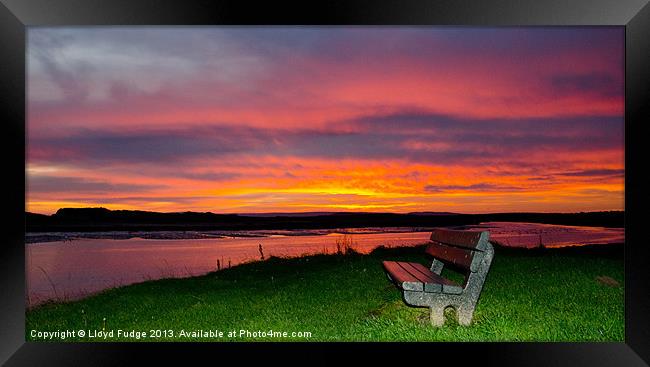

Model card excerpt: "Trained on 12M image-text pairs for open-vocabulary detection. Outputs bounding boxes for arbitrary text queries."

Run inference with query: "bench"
[382,228,494,326]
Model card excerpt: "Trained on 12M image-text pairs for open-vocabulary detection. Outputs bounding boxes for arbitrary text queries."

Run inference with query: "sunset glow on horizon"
[26,27,624,215]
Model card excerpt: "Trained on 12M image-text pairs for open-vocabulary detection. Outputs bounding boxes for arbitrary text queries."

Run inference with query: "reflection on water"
[463,222,624,249]
[26,231,429,306]
[25,222,624,306]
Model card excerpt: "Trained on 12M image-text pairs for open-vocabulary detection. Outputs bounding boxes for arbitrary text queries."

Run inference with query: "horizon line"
[25,207,625,217]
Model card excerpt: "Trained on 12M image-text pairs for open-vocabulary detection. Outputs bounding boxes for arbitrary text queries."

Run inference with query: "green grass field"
[25,243,624,342]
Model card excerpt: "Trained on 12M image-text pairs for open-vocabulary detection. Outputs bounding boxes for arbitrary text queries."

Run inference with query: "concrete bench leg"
[457,304,476,326]
[430,307,445,326]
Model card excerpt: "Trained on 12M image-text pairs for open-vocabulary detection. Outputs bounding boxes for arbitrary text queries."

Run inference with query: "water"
[466,222,625,249]
[25,222,624,306]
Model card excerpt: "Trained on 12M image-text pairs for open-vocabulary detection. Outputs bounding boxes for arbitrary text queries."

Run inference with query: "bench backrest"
[425,228,490,272]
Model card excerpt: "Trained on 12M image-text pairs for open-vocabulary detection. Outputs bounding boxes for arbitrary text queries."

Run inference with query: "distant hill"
[240,212,343,217]
[25,212,51,225]
[25,208,624,233]
[408,211,460,216]
[51,207,237,223]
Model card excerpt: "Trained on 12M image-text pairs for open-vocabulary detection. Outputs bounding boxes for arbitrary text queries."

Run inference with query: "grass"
[25,243,624,342]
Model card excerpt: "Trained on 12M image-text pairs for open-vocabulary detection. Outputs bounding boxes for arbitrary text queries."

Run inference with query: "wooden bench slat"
[425,242,475,271]
[382,261,424,291]
[403,262,463,294]
[397,262,436,283]
[384,261,463,294]
[430,228,489,250]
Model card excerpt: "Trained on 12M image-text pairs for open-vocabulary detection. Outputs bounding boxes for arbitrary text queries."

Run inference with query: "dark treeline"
[25,208,624,232]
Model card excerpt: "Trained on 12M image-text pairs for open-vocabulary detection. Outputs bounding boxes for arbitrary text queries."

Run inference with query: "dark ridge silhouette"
[25,208,624,232]
[407,211,460,216]
[239,212,343,217]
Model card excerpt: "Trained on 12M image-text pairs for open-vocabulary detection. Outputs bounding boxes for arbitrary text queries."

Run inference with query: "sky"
[26,27,624,215]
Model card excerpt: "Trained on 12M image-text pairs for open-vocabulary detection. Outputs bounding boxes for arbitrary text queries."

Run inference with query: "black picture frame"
[2,0,649,365]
